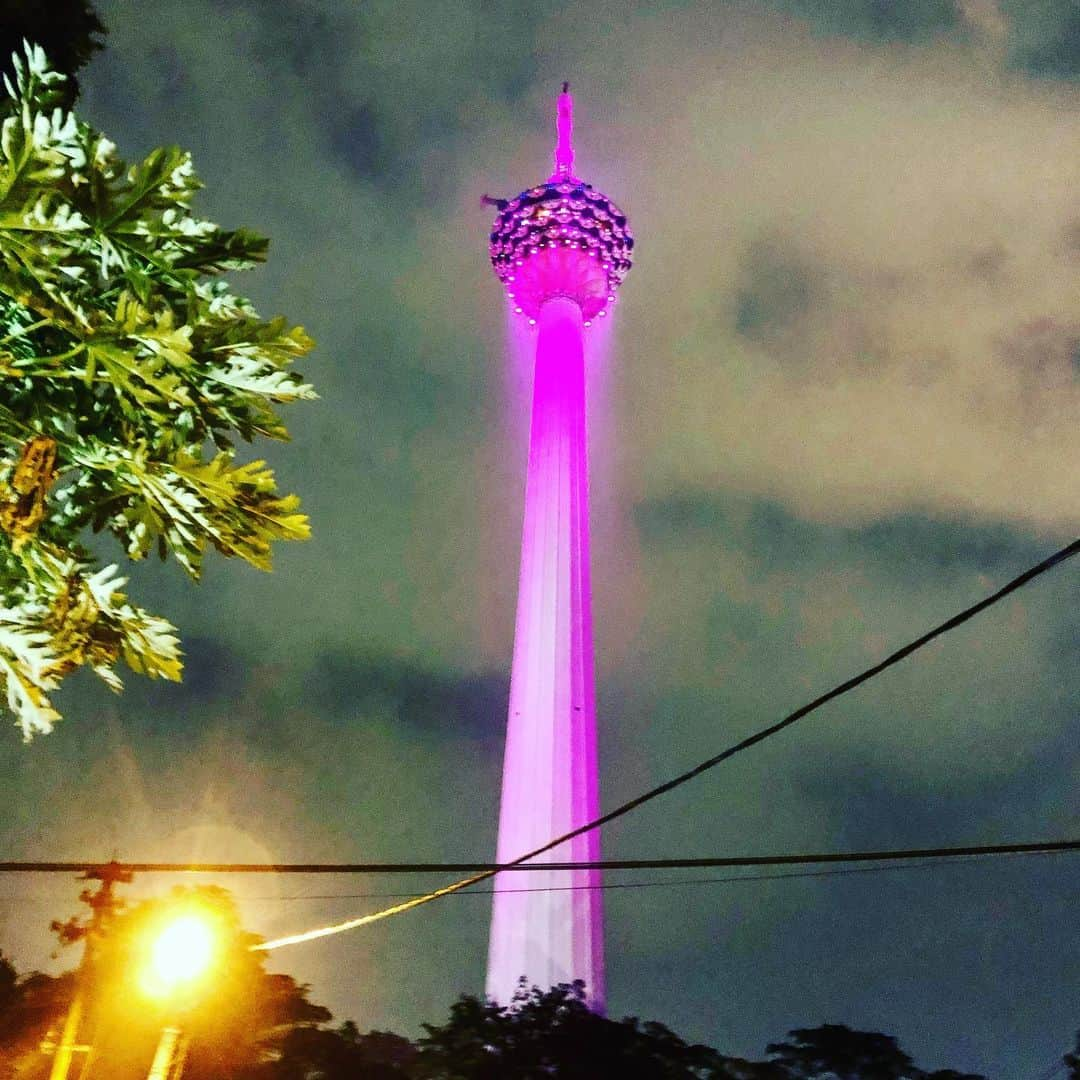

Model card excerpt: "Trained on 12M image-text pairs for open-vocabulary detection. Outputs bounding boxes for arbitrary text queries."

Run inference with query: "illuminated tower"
[485,85,634,1012]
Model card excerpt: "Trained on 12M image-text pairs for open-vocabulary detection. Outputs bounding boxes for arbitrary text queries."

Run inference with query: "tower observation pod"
[485,85,634,1012]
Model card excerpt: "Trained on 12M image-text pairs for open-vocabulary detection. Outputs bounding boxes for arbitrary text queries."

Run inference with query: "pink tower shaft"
[487,295,604,1010]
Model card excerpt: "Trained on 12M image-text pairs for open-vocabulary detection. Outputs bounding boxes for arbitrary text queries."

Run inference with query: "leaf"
[0,50,316,736]
[169,225,269,272]
[0,613,63,739]
[103,146,198,229]
[86,564,182,681]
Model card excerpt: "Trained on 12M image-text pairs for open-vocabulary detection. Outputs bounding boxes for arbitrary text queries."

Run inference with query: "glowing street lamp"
[142,914,215,998]
[142,911,216,1080]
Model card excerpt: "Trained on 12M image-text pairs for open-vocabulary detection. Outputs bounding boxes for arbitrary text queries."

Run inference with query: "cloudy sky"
[2,0,1079,1074]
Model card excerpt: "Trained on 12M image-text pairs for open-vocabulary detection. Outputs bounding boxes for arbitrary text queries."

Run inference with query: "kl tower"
[484,84,634,1011]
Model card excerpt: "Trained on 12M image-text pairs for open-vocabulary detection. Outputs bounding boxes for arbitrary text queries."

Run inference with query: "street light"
[142,914,215,998]
[141,910,217,1080]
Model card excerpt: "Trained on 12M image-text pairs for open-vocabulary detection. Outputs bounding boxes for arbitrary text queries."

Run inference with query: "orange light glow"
[140,913,215,998]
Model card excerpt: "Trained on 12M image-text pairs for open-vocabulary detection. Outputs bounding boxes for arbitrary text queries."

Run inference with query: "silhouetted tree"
[764,1024,987,1080]
[0,965,76,1080]
[412,981,776,1079]
[0,953,15,1013]
[1064,1031,1080,1079]
[767,1025,918,1079]
[245,1021,418,1079]
[0,909,996,1080]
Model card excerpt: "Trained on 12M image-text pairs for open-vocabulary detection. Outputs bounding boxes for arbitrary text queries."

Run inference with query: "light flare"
[140,913,215,998]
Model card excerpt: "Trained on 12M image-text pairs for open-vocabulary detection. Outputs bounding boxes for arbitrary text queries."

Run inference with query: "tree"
[1065,1030,1080,1079]
[921,1073,987,1080]
[0,904,995,1080]
[0,963,76,1080]
[764,1025,987,1080]
[766,1025,918,1080]
[245,1022,418,1080]
[0,952,15,1013]
[412,981,773,1079]
[0,45,315,738]
[0,1,105,105]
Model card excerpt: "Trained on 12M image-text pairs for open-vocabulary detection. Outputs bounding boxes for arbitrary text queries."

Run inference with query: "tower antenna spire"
[553,81,574,180]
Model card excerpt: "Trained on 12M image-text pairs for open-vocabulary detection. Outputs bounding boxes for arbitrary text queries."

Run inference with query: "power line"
[5,837,1080,876]
[252,852,1079,895]
[0,849,1067,903]
[252,537,1078,951]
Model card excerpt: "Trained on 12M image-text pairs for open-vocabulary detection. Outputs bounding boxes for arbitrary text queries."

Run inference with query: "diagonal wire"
[252,538,1079,950]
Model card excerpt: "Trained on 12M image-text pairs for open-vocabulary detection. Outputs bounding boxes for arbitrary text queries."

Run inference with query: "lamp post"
[145,1026,187,1080]
[141,912,216,1080]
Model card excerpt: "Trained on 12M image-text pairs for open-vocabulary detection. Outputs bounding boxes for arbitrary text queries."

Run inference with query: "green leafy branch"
[0,44,316,738]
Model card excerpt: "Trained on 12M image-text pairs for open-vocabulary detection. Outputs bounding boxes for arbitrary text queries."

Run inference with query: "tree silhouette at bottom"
[764,1024,986,1080]
[412,981,783,1080]
[0,910,998,1080]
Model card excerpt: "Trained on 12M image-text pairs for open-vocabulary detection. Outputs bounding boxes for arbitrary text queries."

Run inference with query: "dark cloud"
[635,492,1052,577]
[776,0,962,41]
[328,103,384,182]
[1012,3,1080,78]
[168,637,249,704]
[201,0,546,200]
[793,702,1080,851]
[998,317,1080,393]
[303,651,507,740]
[734,237,821,342]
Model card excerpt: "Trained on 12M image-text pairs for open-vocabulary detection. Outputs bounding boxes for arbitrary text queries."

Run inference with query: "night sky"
[2,1,1079,1075]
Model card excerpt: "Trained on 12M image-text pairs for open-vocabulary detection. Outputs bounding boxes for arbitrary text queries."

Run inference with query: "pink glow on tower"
[485,87,634,1012]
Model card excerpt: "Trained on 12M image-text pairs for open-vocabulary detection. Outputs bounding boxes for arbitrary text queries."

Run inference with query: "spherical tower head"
[487,88,633,324]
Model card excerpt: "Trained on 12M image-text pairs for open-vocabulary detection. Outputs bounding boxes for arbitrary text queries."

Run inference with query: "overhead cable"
[4,837,1080,876]
[4,848,1076,904]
